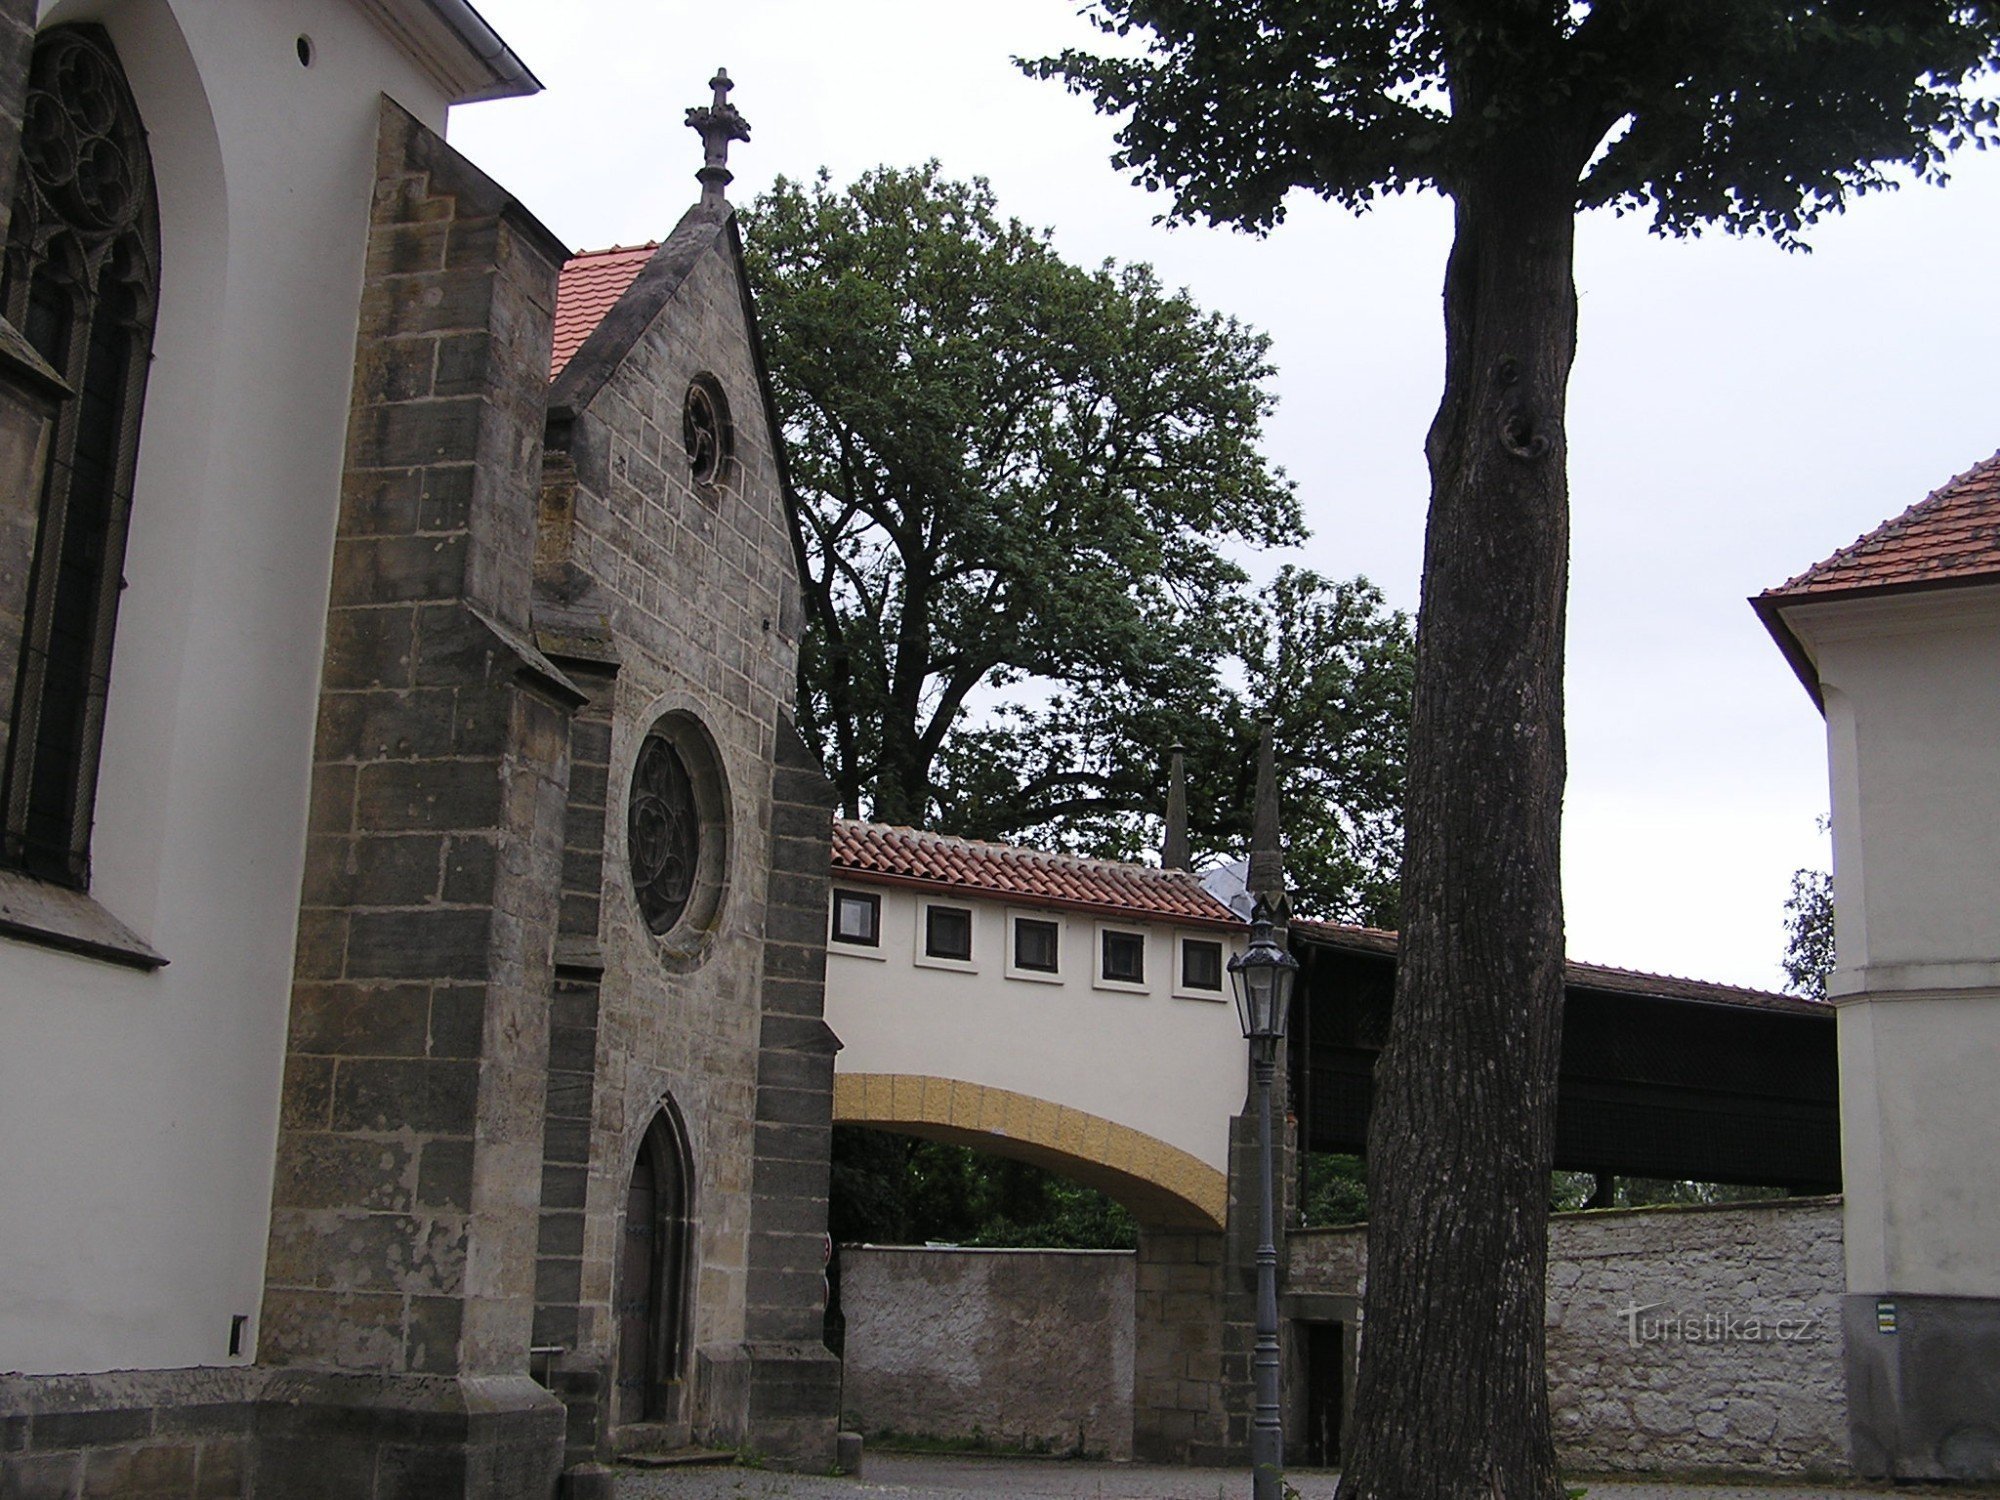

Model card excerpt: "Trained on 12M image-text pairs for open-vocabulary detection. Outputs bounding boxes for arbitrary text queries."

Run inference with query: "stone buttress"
[255,98,579,1495]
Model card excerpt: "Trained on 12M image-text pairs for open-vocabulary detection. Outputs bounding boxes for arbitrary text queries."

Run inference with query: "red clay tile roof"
[1761,450,2000,601]
[551,243,657,378]
[830,820,1241,930]
[1290,918,1829,1017]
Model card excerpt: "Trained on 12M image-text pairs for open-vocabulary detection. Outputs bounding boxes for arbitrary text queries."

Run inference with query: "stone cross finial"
[686,67,751,210]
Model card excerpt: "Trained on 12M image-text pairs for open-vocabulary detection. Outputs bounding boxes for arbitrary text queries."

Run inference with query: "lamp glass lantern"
[1228,898,1298,1044]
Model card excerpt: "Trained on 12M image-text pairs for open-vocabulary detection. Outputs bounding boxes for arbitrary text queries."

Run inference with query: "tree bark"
[1336,140,1578,1500]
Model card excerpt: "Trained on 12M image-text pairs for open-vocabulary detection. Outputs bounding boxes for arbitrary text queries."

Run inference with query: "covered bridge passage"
[1290,919,1842,1193]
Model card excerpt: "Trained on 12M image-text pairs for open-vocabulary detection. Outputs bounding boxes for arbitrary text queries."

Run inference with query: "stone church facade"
[0,4,838,1495]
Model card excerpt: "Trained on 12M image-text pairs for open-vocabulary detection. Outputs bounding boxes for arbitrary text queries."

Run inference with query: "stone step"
[617,1448,737,1470]
[609,1421,687,1455]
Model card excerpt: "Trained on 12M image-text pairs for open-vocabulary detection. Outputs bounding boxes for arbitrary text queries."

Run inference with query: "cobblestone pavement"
[613,1451,1976,1500]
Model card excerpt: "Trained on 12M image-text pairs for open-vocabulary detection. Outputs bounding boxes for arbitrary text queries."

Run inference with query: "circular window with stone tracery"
[626,711,730,969]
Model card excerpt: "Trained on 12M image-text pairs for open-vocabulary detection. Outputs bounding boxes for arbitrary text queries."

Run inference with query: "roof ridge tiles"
[830,819,1238,927]
[1564,954,1787,996]
[1289,916,1823,1014]
[1762,447,2000,600]
[837,818,1207,882]
[571,240,662,257]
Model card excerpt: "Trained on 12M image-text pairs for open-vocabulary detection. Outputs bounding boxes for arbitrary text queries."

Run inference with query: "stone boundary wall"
[840,1246,1135,1461]
[1289,1196,1848,1475]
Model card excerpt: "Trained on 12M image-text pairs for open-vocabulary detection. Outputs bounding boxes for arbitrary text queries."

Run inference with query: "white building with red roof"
[1756,452,2000,1481]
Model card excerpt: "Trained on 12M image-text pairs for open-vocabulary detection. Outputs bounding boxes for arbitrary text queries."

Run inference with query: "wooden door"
[614,1112,692,1428]
[614,1153,657,1426]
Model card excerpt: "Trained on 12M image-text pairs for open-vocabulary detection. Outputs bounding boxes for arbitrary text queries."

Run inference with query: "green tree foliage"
[1031,7,2000,1498]
[943,566,1414,923]
[1783,866,1835,1001]
[1029,4,1999,240]
[743,165,1413,922]
[1301,1152,1371,1227]
[743,164,1298,830]
[1550,1171,1786,1212]
[828,1127,1135,1250]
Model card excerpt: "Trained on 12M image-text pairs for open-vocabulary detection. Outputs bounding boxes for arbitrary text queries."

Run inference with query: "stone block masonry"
[731,719,844,1462]
[1289,1196,1848,1476]
[1132,1228,1226,1464]
[837,1198,1845,1481]
[0,1369,257,1500]
[528,652,618,1469]
[842,1247,1136,1461]
[254,98,575,1497]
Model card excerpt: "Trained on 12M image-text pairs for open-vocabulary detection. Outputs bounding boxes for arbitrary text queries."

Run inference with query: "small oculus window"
[1013,917,1059,974]
[1101,927,1146,986]
[1180,937,1225,994]
[924,903,973,963]
[682,373,734,489]
[831,889,880,947]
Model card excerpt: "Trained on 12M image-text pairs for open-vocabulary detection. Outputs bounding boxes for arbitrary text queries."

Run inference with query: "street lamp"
[1228,895,1299,1500]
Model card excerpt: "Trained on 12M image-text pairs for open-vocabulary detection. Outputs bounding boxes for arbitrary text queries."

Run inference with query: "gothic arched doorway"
[615,1104,693,1429]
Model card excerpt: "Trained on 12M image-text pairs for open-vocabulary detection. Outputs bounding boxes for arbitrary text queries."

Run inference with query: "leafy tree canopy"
[1029,0,2000,245]
[1784,865,1835,1001]
[941,566,1413,923]
[744,164,1413,922]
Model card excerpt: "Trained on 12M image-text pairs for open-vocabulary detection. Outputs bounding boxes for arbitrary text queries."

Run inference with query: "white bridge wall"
[823,883,1247,1179]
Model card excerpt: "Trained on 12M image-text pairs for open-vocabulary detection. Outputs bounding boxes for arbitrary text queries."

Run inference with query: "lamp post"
[1229,895,1299,1500]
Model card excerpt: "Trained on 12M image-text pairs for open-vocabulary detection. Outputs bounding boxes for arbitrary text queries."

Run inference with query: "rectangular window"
[1181,937,1225,993]
[925,904,973,962]
[831,889,880,946]
[1013,917,1059,974]
[1101,928,1146,985]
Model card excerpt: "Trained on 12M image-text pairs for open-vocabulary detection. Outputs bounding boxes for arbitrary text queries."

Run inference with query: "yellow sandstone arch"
[833,1073,1227,1231]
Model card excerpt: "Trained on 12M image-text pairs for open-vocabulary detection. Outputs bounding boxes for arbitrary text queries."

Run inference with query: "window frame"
[1174,933,1228,1001]
[918,900,975,968]
[828,887,883,955]
[1094,922,1150,993]
[1004,910,1063,983]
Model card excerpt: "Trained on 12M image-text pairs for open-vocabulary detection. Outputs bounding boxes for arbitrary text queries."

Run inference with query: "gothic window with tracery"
[1,25,158,888]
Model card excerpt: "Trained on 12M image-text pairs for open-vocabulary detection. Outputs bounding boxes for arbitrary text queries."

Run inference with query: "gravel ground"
[612,1451,1970,1500]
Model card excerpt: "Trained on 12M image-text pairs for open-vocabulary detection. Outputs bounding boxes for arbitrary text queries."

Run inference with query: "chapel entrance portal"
[615,1108,693,1429]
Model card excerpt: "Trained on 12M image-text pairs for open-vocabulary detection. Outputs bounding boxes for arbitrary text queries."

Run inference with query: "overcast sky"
[447,1,2000,992]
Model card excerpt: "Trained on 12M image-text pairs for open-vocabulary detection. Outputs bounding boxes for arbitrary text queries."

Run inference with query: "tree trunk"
[869,725,926,827]
[1336,142,1577,1500]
